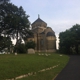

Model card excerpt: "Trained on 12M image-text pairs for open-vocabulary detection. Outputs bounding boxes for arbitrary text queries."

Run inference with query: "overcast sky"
[11,0,80,48]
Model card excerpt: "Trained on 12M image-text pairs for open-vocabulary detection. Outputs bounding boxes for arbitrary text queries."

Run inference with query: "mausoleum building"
[27,16,56,52]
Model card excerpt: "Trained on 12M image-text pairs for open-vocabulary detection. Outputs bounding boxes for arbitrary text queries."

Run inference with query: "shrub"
[14,43,26,54]
[25,41,36,49]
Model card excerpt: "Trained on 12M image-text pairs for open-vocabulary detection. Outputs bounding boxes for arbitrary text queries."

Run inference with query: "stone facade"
[27,16,56,52]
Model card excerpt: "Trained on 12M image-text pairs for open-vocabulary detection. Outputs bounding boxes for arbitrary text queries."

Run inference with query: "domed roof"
[32,16,47,25]
[46,32,55,37]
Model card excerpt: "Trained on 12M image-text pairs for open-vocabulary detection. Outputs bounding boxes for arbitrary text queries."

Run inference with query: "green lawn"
[0,53,69,80]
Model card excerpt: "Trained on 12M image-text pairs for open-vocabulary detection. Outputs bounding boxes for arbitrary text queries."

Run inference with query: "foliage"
[14,40,36,54]
[14,43,26,54]
[0,36,13,52]
[0,0,31,53]
[0,53,69,80]
[0,0,10,4]
[26,41,36,49]
[59,24,80,54]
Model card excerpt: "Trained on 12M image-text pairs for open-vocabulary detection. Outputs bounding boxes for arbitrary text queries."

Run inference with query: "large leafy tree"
[0,0,31,53]
[0,0,10,4]
[59,24,80,54]
[59,30,76,54]
[0,36,12,53]
[70,24,80,54]
[0,0,12,52]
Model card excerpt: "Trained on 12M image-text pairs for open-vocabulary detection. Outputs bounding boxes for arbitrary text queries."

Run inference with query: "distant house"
[27,16,56,52]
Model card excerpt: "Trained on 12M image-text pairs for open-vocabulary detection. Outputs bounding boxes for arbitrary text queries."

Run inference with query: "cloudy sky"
[11,0,80,48]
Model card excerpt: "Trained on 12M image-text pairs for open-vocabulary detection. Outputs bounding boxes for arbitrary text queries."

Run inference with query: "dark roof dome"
[46,32,55,37]
[32,15,47,25]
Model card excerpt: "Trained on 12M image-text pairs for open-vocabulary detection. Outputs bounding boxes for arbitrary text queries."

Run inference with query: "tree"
[0,1,31,53]
[70,24,80,54]
[0,0,10,4]
[59,30,76,54]
[0,36,13,53]
[59,24,80,54]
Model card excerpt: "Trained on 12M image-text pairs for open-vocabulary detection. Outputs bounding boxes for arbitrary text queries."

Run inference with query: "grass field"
[0,53,69,80]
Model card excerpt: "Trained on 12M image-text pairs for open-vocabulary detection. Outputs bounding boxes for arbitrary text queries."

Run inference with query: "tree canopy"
[0,0,31,53]
[0,0,10,4]
[0,1,31,40]
[59,24,80,55]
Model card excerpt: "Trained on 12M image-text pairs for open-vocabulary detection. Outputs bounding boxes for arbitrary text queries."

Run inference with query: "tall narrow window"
[40,39,44,45]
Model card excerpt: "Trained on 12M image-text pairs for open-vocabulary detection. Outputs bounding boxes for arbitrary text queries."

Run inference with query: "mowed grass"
[0,53,69,80]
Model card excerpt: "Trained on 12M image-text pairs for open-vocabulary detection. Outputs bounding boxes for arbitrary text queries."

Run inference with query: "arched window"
[40,39,44,45]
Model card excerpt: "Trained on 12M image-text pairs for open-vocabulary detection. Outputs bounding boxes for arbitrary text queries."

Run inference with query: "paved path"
[54,55,80,80]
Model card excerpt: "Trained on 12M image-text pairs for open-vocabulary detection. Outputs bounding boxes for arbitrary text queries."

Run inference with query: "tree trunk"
[75,45,79,54]
[15,30,18,53]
